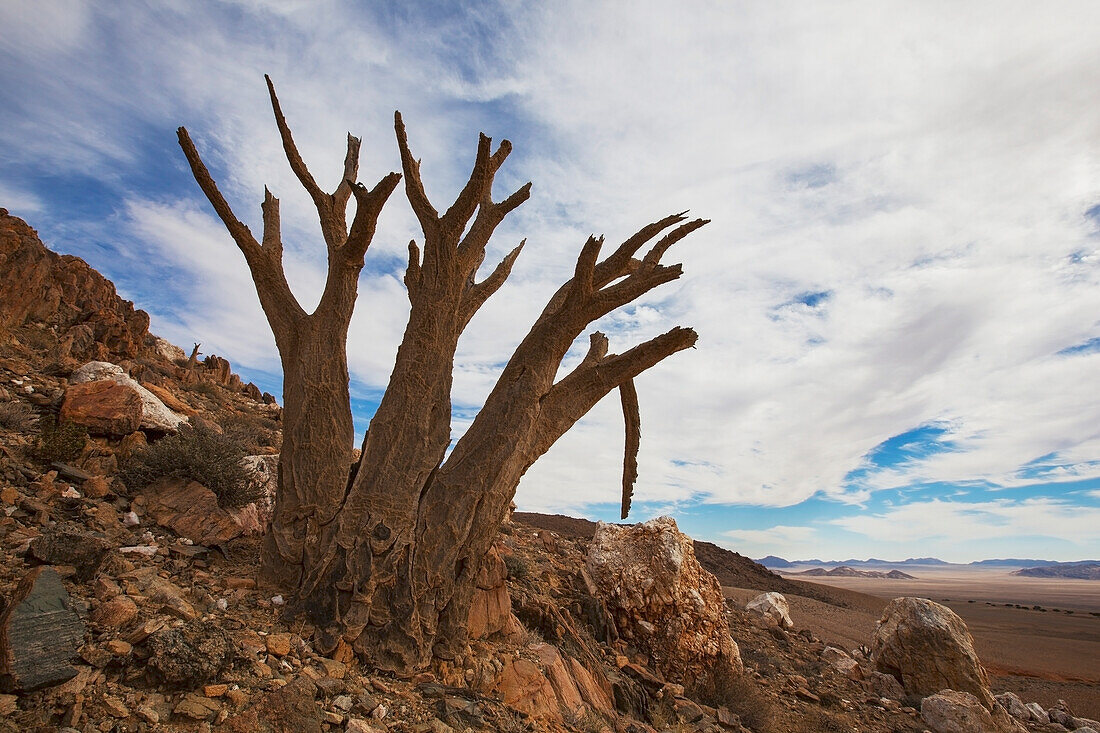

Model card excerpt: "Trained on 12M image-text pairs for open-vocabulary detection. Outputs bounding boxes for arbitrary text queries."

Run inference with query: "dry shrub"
[0,401,38,432]
[34,414,87,463]
[220,411,280,451]
[693,670,777,733]
[120,422,260,508]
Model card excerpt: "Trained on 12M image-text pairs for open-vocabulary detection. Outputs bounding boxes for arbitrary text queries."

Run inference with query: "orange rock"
[60,380,142,436]
[531,644,585,718]
[82,475,110,499]
[495,658,561,721]
[265,633,292,657]
[142,477,243,546]
[91,595,138,628]
[142,382,197,415]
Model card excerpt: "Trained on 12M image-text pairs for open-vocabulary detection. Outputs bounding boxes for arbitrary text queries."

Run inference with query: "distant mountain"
[968,559,1061,568]
[791,565,918,579]
[1012,562,1100,580]
[762,556,948,568]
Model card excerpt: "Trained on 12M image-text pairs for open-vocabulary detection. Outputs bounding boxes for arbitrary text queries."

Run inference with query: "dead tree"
[178,77,706,673]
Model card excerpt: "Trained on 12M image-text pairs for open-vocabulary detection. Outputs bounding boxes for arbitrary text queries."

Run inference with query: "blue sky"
[2,1,1099,562]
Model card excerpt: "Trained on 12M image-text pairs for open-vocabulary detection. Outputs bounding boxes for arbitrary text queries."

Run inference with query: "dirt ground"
[755,567,1100,720]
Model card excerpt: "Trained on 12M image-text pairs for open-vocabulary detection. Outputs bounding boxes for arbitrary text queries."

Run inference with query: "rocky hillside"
[0,210,1094,733]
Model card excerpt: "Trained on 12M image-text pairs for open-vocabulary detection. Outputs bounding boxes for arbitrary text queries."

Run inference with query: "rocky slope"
[0,210,1094,733]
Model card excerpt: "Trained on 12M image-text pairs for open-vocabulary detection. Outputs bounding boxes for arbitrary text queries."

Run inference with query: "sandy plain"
[758,566,1100,719]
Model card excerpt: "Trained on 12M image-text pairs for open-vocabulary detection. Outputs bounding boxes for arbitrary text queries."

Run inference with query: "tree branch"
[345,172,402,264]
[443,133,493,230]
[177,127,262,258]
[265,75,326,209]
[620,378,640,520]
[332,133,362,218]
[460,240,525,325]
[394,111,440,233]
[176,126,305,333]
[592,212,688,288]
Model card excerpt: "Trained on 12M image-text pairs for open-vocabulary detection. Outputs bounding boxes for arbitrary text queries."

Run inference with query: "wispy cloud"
[3,2,1100,559]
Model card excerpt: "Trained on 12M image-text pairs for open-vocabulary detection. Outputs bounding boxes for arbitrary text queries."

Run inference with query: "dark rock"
[29,522,112,581]
[0,566,85,691]
[49,463,92,483]
[146,619,234,688]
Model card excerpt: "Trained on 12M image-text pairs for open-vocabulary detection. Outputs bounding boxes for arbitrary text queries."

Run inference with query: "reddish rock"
[142,477,245,546]
[90,595,138,628]
[59,380,142,436]
[495,657,561,721]
[873,597,994,708]
[141,382,197,416]
[467,546,520,639]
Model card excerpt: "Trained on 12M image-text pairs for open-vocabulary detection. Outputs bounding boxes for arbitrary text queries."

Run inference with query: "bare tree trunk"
[178,77,706,675]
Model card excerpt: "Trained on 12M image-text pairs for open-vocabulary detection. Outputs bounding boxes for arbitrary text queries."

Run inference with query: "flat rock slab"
[142,477,243,547]
[0,566,85,691]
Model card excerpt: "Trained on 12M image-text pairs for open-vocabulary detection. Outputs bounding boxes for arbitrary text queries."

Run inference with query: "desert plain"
[756,565,1100,719]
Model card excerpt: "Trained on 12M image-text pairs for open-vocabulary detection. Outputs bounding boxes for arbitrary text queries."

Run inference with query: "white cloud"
[4,2,1100,533]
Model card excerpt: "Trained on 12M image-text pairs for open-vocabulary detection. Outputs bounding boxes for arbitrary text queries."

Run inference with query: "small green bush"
[34,415,87,463]
[504,554,529,581]
[0,401,38,432]
[121,422,260,509]
[692,670,777,733]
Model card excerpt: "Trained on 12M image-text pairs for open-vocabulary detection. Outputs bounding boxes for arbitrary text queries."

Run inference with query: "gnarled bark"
[178,77,706,675]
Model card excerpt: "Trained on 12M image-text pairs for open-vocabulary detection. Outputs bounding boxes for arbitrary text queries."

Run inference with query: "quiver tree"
[178,77,707,674]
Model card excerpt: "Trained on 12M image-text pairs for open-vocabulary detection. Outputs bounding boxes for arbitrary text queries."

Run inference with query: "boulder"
[146,619,234,688]
[873,597,994,707]
[822,646,863,681]
[586,516,743,690]
[29,522,113,581]
[142,477,246,546]
[0,566,85,691]
[468,546,520,639]
[59,380,142,436]
[745,591,794,629]
[994,691,1030,721]
[920,689,1025,733]
[494,657,561,722]
[70,361,186,432]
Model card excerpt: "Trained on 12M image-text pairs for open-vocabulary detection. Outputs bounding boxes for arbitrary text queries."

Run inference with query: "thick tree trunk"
[178,78,706,676]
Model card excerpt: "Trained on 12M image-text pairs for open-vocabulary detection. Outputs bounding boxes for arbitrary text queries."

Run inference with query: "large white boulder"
[586,516,742,689]
[745,591,794,629]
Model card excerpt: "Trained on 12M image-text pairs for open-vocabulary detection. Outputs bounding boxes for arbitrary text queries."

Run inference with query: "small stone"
[347,718,381,733]
[224,577,256,589]
[102,695,129,718]
[226,688,249,705]
[1,487,18,505]
[136,705,159,724]
[270,594,285,606]
[332,694,354,712]
[0,694,17,715]
[265,632,292,657]
[204,683,229,697]
[106,639,132,656]
[215,598,228,611]
[91,595,138,628]
[319,657,347,679]
[122,511,140,526]
[83,476,110,498]
[322,710,344,724]
[173,692,220,720]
